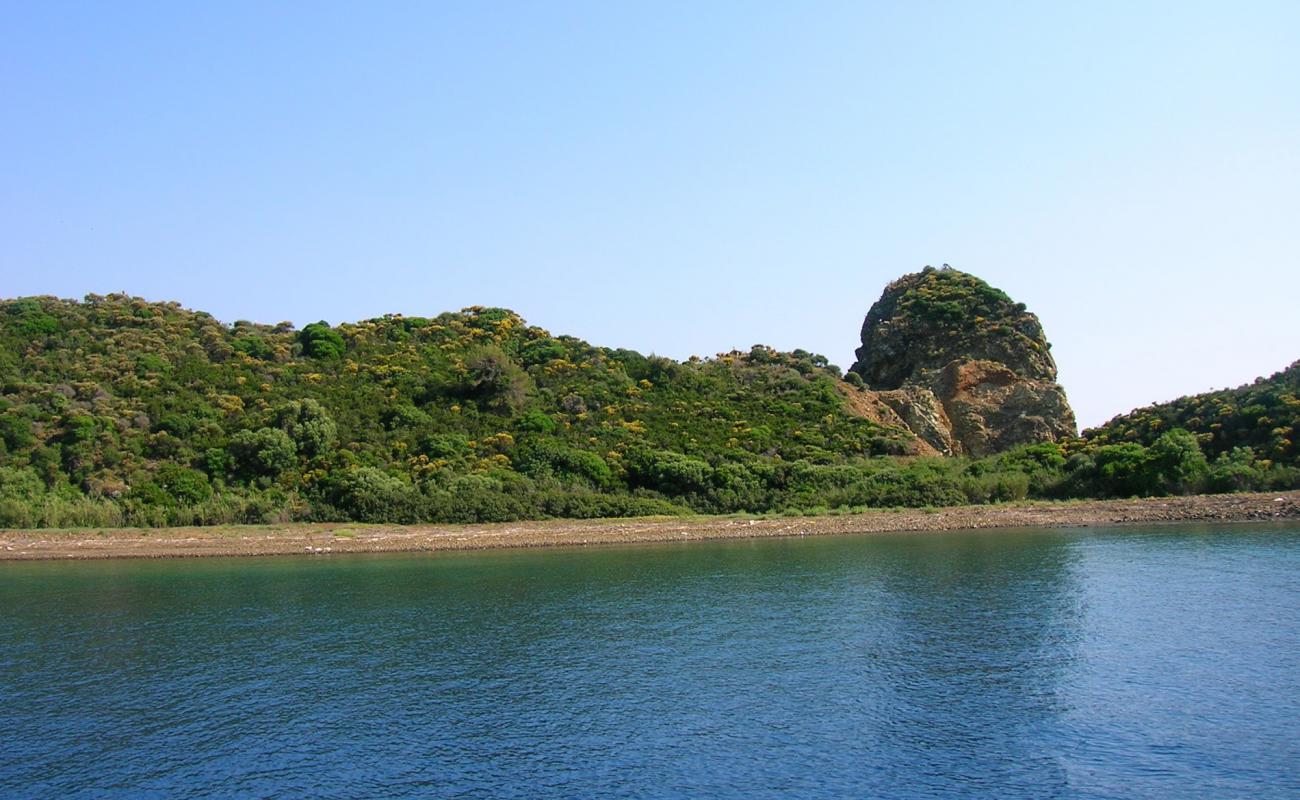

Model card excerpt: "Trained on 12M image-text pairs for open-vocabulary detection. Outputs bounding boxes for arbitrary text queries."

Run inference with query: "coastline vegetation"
[1,295,1296,529]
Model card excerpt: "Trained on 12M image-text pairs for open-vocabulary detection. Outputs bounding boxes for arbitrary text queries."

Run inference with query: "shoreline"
[2,491,1297,561]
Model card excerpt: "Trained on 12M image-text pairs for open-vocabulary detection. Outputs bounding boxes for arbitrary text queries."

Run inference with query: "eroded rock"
[847,266,1077,455]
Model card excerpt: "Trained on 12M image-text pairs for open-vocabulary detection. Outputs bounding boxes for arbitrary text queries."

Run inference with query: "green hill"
[1,292,1293,528]
[0,294,941,526]
[1080,361,1299,492]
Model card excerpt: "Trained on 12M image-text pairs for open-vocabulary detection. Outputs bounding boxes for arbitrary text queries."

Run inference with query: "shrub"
[233,336,274,360]
[204,447,231,479]
[1206,447,1259,493]
[299,321,345,359]
[229,428,297,479]
[708,461,768,512]
[274,399,337,458]
[960,470,1030,504]
[626,449,713,496]
[1145,429,1209,495]
[0,466,45,503]
[416,433,472,460]
[1093,443,1150,497]
[332,467,422,523]
[383,404,431,431]
[155,463,213,505]
[439,474,529,523]
[514,410,558,434]
[515,440,612,487]
[459,345,532,412]
[0,414,35,451]
[5,299,59,337]
[538,491,690,519]
[519,338,566,366]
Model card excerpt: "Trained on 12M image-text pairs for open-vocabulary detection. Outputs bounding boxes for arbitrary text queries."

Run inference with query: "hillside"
[0,293,944,526]
[1085,361,1300,467]
[2,287,1293,529]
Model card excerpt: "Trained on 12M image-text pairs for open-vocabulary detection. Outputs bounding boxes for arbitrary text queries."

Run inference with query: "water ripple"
[1,523,1297,799]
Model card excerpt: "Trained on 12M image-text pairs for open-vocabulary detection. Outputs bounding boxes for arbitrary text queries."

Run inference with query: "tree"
[274,399,337,459]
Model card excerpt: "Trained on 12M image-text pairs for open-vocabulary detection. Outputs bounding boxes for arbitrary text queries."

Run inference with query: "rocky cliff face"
[847,266,1076,456]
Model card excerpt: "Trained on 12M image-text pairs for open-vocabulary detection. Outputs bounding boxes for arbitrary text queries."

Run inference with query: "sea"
[2,522,1297,799]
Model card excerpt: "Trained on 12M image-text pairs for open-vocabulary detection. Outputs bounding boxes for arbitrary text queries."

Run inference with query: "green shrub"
[229,428,297,479]
[626,449,713,496]
[960,470,1030,504]
[383,404,431,431]
[458,345,532,412]
[416,433,472,460]
[439,474,529,523]
[155,463,213,505]
[233,336,274,360]
[1145,429,1209,495]
[5,299,59,337]
[1093,443,1151,497]
[519,339,566,366]
[274,399,337,458]
[299,321,345,359]
[0,414,35,451]
[515,440,612,487]
[332,467,423,523]
[514,410,558,434]
[1206,447,1259,493]
[0,466,45,503]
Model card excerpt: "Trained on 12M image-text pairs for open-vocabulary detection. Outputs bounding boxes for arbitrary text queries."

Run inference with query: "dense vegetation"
[0,295,1294,528]
[1083,361,1300,492]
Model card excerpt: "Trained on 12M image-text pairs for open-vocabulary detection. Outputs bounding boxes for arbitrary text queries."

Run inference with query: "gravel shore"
[2,490,1297,561]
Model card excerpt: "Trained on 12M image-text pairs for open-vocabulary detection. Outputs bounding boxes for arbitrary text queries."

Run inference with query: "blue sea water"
[1,523,1297,799]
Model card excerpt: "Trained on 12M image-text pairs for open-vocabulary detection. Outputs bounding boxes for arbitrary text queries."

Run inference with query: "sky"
[2,1,1297,429]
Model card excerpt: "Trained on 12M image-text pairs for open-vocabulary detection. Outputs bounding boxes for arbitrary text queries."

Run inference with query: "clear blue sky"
[3,1,1297,429]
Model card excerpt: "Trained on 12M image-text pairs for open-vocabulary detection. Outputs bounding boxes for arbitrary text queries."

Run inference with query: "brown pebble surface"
[2,490,1297,561]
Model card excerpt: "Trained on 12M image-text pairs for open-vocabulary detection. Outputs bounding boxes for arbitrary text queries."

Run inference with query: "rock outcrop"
[847,266,1076,456]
